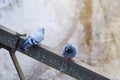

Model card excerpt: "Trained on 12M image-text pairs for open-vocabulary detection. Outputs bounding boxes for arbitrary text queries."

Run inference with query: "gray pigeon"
[19,28,45,51]
[62,44,77,62]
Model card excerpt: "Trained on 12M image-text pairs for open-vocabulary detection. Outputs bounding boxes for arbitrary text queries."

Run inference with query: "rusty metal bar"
[9,50,25,80]
[0,43,25,80]
[0,25,111,80]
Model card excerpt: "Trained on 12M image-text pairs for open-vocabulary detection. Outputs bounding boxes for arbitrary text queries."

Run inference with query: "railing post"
[0,32,26,80]
[8,33,26,80]
[9,49,25,80]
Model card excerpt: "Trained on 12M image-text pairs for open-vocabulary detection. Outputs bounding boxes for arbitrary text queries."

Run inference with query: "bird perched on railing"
[62,44,77,62]
[19,28,45,52]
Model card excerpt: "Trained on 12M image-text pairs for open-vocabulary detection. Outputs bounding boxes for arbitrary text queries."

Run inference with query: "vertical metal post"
[9,33,26,80]
[0,33,26,80]
[9,50,25,80]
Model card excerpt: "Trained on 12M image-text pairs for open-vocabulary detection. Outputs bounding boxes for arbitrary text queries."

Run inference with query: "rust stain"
[79,0,93,48]
[111,32,120,57]
[111,33,116,44]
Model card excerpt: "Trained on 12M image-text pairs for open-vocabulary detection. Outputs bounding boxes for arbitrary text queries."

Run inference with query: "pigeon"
[19,28,45,52]
[62,44,77,62]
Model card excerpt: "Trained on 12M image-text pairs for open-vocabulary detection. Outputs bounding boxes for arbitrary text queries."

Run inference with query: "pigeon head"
[65,44,73,53]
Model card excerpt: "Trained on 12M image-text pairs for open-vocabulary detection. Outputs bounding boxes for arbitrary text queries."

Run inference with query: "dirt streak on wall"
[79,0,93,52]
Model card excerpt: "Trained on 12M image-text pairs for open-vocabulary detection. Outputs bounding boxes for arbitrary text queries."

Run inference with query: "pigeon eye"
[65,48,72,53]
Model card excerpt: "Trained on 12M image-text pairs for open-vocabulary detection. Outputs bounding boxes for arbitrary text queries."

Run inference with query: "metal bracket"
[9,33,26,80]
[15,33,26,50]
[0,33,26,80]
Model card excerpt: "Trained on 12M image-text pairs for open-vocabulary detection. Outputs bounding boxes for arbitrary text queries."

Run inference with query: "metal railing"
[0,25,111,80]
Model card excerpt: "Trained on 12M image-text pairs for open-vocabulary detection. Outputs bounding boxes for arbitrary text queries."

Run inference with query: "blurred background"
[0,0,120,80]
